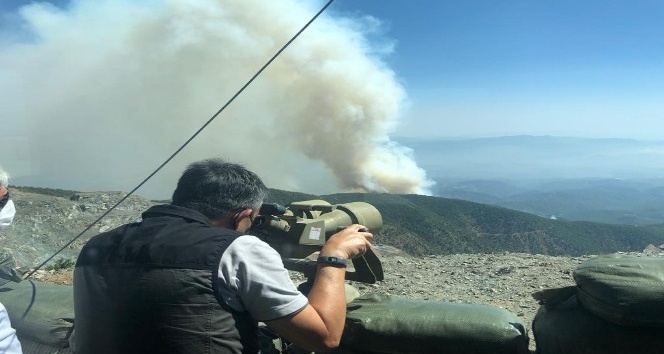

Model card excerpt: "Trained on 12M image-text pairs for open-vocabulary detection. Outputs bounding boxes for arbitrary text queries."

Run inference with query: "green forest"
[267,189,664,257]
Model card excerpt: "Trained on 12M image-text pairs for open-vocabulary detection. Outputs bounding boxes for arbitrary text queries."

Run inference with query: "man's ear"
[213,208,253,231]
[232,208,254,231]
[237,208,253,219]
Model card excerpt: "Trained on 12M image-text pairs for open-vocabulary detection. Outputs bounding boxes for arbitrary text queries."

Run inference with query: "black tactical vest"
[73,204,258,354]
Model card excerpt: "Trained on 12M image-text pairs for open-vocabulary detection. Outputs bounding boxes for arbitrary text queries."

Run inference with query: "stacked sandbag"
[0,280,74,354]
[532,254,664,354]
[340,293,529,354]
[574,254,664,326]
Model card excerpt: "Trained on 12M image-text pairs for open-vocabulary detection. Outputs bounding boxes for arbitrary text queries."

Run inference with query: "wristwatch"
[317,256,348,268]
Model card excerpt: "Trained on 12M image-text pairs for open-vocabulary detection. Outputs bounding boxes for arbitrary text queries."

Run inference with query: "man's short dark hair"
[171,158,268,220]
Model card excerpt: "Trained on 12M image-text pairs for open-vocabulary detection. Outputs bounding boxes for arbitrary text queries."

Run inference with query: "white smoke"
[0,0,433,198]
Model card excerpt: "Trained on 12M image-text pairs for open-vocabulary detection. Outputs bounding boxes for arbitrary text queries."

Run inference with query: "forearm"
[265,225,371,352]
[266,263,347,352]
[306,263,348,345]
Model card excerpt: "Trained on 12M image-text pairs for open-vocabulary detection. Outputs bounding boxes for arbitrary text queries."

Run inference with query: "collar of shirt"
[141,204,213,225]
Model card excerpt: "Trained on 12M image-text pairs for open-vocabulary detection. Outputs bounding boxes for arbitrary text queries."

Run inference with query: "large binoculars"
[250,200,384,283]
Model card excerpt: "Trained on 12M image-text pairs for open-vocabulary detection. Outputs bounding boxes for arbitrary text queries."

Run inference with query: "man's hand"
[320,224,374,260]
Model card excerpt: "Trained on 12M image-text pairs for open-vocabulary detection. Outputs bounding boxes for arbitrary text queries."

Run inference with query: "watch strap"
[317,256,348,268]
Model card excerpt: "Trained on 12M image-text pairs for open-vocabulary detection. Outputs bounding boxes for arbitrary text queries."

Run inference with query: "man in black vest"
[73,158,373,354]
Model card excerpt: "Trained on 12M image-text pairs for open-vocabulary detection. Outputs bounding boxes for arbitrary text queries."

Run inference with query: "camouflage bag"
[0,279,74,353]
[340,293,529,354]
[532,286,664,354]
[573,254,664,326]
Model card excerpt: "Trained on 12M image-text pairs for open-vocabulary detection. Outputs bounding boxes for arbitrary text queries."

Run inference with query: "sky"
[3,0,664,139]
[330,0,664,139]
[1,0,664,195]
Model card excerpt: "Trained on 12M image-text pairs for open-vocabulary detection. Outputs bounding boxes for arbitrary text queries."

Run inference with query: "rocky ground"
[1,189,154,267]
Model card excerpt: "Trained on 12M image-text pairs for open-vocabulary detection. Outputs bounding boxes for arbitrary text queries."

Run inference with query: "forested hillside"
[269,190,664,256]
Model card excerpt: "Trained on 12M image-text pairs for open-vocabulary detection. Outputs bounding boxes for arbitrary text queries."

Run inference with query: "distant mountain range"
[395,135,664,225]
[433,177,664,226]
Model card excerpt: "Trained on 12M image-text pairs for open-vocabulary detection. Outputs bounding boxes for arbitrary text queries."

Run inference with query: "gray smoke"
[0,0,432,198]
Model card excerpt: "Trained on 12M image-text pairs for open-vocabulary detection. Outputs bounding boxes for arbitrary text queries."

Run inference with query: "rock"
[643,244,661,256]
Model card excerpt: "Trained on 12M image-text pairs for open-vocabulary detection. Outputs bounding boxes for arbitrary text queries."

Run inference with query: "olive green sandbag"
[573,254,664,326]
[0,280,74,346]
[532,287,664,354]
[340,293,529,354]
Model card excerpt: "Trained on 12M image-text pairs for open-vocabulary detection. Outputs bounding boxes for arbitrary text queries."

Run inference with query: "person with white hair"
[0,165,22,354]
[0,166,16,231]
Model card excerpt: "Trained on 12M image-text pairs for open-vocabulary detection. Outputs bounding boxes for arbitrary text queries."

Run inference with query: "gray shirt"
[217,235,309,321]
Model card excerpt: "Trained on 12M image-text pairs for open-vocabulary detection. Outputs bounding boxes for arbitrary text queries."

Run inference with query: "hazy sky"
[2,0,664,195]
[3,0,664,140]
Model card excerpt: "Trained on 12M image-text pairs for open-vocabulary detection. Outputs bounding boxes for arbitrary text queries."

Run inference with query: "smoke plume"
[0,0,432,198]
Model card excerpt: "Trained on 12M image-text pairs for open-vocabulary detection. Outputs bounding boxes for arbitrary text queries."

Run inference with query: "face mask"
[0,199,15,231]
